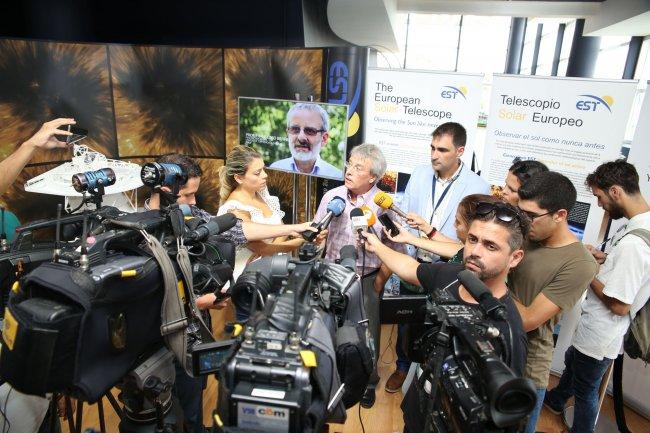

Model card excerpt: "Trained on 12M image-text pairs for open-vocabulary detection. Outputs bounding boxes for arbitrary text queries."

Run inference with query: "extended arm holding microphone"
[360,230,420,286]
[302,196,346,242]
[224,208,306,256]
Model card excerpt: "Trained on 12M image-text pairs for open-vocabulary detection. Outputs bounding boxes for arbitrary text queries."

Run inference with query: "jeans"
[545,346,612,433]
[524,388,546,433]
[395,324,411,372]
[173,362,206,433]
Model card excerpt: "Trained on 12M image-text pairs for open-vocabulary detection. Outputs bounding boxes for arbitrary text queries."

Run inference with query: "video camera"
[203,243,373,433]
[0,161,237,431]
[393,270,536,433]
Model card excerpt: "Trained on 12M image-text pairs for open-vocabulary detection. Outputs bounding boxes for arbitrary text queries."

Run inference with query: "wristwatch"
[427,227,437,239]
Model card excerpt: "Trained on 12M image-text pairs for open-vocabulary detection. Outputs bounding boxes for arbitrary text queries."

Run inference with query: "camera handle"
[418,320,451,433]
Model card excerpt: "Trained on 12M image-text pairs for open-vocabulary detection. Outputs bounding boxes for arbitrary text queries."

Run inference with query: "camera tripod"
[53,348,183,433]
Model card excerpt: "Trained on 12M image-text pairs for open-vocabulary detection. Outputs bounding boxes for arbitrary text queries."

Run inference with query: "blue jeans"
[524,387,547,433]
[173,362,206,433]
[545,346,612,433]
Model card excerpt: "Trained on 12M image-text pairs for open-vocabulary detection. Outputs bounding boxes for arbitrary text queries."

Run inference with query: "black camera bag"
[0,253,163,402]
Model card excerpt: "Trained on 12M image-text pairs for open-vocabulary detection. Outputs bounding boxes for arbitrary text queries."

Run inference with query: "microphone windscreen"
[374,191,393,210]
[339,244,358,270]
[326,196,346,216]
[360,205,376,226]
[350,207,364,218]
[457,269,490,301]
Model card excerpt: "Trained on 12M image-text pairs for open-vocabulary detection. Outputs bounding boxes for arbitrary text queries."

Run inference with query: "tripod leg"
[49,394,58,433]
[105,391,124,420]
[97,398,106,433]
[64,396,75,433]
[74,400,83,433]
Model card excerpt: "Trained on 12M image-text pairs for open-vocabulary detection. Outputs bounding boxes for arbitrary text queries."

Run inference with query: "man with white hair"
[269,102,342,178]
[314,143,404,408]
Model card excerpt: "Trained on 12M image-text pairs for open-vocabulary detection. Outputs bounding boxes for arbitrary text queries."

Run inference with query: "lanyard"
[431,164,463,217]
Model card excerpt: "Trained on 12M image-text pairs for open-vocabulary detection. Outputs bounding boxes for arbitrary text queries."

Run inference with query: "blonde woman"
[217,146,304,282]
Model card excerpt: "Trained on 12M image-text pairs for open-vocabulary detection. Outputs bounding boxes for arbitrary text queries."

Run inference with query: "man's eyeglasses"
[344,162,368,174]
[287,126,325,136]
[475,202,528,231]
[521,210,553,221]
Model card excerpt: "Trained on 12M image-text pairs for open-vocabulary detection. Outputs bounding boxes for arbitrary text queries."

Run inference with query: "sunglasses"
[287,126,325,136]
[475,202,527,230]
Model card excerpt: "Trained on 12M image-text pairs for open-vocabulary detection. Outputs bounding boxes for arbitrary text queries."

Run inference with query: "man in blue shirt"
[384,122,490,393]
[269,103,343,179]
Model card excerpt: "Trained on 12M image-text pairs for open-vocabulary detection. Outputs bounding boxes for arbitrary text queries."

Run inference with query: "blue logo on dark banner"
[328,61,349,104]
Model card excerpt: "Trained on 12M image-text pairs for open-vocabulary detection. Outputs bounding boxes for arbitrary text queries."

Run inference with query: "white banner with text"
[482,74,637,244]
[364,68,483,180]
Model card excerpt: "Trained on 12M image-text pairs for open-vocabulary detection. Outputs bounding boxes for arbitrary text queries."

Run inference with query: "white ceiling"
[326,0,650,50]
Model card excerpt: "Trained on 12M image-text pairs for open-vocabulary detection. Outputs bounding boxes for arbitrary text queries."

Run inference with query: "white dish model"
[24,144,143,212]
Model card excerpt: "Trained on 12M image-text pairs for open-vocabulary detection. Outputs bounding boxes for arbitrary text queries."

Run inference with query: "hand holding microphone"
[302,196,346,242]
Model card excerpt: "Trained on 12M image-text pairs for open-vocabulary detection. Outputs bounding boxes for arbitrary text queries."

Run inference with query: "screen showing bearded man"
[239,98,347,180]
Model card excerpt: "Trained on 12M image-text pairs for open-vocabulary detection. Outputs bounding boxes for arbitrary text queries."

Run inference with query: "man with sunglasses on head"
[361,201,529,433]
[269,102,343,178]
[383,122,490,394]
[509,171,598,433]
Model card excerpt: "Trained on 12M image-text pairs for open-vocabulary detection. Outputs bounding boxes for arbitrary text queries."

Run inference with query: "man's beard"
[607,202,625,220]
[290,138,322,162]
[463,255,502,280]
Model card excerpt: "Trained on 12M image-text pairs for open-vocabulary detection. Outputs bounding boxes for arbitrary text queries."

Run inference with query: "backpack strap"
[623,228,650,247]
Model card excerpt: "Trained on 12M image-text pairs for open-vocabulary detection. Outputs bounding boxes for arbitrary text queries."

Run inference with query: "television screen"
[238,97,349,180]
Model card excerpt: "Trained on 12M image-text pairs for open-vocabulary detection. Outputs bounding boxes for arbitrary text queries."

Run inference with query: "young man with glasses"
[269,102,342,178]
[361,201,529,433]
[544,160,650,433]
[510,171,598,433]
[384,122,490,394]
[313,143,404,408]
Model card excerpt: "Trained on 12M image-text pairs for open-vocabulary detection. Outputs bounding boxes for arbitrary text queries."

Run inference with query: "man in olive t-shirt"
[509,172,598,433]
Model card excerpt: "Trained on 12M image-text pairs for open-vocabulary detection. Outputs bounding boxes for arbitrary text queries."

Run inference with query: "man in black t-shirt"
[362,201,530,432]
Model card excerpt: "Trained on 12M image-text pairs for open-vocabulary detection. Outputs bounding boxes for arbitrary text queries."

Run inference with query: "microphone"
[339,245,358,271]
[302,196,346,242]
[359,204,377,235]
[374,192,408,219]
[457,270,508,320]
[350,207,368,236]
[185,213,237,242]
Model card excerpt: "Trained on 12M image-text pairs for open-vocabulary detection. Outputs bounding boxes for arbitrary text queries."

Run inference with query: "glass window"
[404,14,461,71]
[456,15,511,74]
[557,20,576,76]
[520,19,539,75]
[376,12,409,68]
[624,38,650,142]
[594,36,631,79]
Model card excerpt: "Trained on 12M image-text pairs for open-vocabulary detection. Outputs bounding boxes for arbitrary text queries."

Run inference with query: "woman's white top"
[217,188,285,282]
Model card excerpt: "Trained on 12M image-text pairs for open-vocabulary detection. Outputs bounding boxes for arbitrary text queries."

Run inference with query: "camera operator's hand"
[405,212,432,234]
[25,118,76,150]
[384,223,416,244]
[196,293,229,310]
[585,244,607,265]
